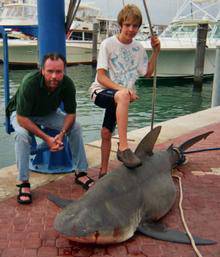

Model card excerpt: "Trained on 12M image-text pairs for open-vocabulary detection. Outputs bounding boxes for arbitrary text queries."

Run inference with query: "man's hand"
[46,135,64,152]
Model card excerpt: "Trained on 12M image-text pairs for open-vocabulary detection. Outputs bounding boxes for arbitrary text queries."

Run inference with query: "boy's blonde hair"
[117,4,142,28]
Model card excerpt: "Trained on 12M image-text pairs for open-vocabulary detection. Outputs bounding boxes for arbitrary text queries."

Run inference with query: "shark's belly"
[142,172,176,220]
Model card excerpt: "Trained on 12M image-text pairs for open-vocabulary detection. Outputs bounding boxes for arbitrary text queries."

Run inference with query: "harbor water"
[0,64,213,169]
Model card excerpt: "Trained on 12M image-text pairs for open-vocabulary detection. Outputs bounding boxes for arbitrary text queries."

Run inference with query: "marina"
[0,0,220,77]
[0,1,219,256]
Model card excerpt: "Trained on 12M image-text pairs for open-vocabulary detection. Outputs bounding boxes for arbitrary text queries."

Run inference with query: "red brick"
[8,239,23,248]
[127,254,146,257]
[23,237,41,249]
[74,248,94,257]
[141,243,162,257]
[25,232,40,239]
[126,240,141,254]
[90,255,110,257]
[92,247,108,256]
[107,245,127,257]
[58,247,73,256]
[0,239,8,249]
[1,248,24,257]
[56,237,72,248]
[37,246,58,257]
[40,229,59,240]
[24,249,37,257]
[42,239,56,247]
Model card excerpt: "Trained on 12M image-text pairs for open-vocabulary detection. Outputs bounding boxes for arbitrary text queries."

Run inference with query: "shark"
[48,126,216,245]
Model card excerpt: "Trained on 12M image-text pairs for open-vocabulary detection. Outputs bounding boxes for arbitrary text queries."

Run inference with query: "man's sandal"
[75,172,94,191]
[16,182,32,204]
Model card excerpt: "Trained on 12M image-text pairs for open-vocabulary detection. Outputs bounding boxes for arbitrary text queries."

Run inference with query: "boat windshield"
[0,4,37,23]
[161,0,220,39]
[213,21,220,38]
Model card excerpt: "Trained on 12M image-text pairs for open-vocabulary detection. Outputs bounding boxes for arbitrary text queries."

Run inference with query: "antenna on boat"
[142,0,158,130]
[65,0,81,33]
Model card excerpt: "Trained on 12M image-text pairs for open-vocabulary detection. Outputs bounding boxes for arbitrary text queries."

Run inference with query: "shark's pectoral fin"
[136,222,216,245]
[48,193,76,208]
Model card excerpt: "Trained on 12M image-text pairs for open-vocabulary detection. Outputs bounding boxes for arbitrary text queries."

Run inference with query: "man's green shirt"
[6,71,76,117]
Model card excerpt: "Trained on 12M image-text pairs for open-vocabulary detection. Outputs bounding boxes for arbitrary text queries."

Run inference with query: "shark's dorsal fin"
[48,194,76,209]
[135,126,161,158]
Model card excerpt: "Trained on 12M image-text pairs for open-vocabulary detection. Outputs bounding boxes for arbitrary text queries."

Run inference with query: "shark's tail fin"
[174,130,214,165]
[179,131,213,152]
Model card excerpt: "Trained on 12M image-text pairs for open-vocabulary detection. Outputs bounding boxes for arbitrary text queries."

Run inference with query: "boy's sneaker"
[117,148,142,168]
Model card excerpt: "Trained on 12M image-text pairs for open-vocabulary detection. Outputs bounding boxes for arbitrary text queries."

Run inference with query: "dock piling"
[193,23,208,91]
[92,23,99,67]
[211,46,220,107]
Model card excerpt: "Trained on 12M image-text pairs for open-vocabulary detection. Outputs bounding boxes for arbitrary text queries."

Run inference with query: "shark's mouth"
[59,226,135,244]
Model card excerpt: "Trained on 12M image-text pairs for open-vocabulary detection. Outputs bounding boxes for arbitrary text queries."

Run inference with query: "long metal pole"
[2,28,12,134]
[37,0,66,65]
[142,0,158,131]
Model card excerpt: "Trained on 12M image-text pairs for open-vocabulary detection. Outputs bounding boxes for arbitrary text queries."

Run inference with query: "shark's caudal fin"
[137,222,216,245]
[135,126,161,158]
[48,194,76,209]
[178,131,214,152]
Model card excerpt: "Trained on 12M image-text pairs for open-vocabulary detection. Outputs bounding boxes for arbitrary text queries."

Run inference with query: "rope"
[173,173,204,257]
[151,62,157,130]
[142,0,158,130]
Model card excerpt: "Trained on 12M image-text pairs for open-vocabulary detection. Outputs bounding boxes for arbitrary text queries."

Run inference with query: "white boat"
[0,1,118,67]
[142,0,220,77]
[0,1,98,67]
[1,0,219,77]
[138,0,220,78]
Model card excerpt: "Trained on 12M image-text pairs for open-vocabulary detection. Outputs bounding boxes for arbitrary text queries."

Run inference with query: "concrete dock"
[0,106,220,257]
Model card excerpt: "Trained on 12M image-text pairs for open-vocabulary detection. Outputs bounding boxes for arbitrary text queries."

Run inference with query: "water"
[0,64,212,169]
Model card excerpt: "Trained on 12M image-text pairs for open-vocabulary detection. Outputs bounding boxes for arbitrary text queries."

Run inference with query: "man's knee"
[101,127,112,141]
[70,122,82,136]
[14,128,32,144]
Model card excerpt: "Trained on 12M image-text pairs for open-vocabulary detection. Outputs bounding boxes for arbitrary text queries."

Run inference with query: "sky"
[80,0,185,25]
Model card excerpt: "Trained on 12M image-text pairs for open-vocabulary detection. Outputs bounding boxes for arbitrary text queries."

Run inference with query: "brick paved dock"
[0,120,220,257]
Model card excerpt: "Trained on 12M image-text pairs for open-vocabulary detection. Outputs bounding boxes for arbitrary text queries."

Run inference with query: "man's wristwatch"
[60,129,67,136]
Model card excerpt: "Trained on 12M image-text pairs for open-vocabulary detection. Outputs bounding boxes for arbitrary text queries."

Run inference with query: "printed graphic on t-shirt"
[110,45,148,88]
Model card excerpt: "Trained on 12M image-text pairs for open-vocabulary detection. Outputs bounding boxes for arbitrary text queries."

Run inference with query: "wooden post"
[92,23,99,67]
[193,23,208,91]
[211,46,220,107]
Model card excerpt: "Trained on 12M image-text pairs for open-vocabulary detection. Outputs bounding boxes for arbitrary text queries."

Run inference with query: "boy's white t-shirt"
[90,35,148,100]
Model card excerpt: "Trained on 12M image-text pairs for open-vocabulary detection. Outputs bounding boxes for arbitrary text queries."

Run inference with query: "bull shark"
[48,126,216,245]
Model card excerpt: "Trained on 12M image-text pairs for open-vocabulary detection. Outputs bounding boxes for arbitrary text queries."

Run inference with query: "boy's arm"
[145,36,161,77]
[97,69,124,91]
[97,69,139,102]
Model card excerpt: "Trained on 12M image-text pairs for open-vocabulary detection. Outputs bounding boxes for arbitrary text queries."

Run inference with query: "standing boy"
[89,4,160,177]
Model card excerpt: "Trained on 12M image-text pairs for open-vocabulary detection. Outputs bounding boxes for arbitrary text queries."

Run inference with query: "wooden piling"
[211,46,220,107]
[92,23,99,67]
[193,23,208,91]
